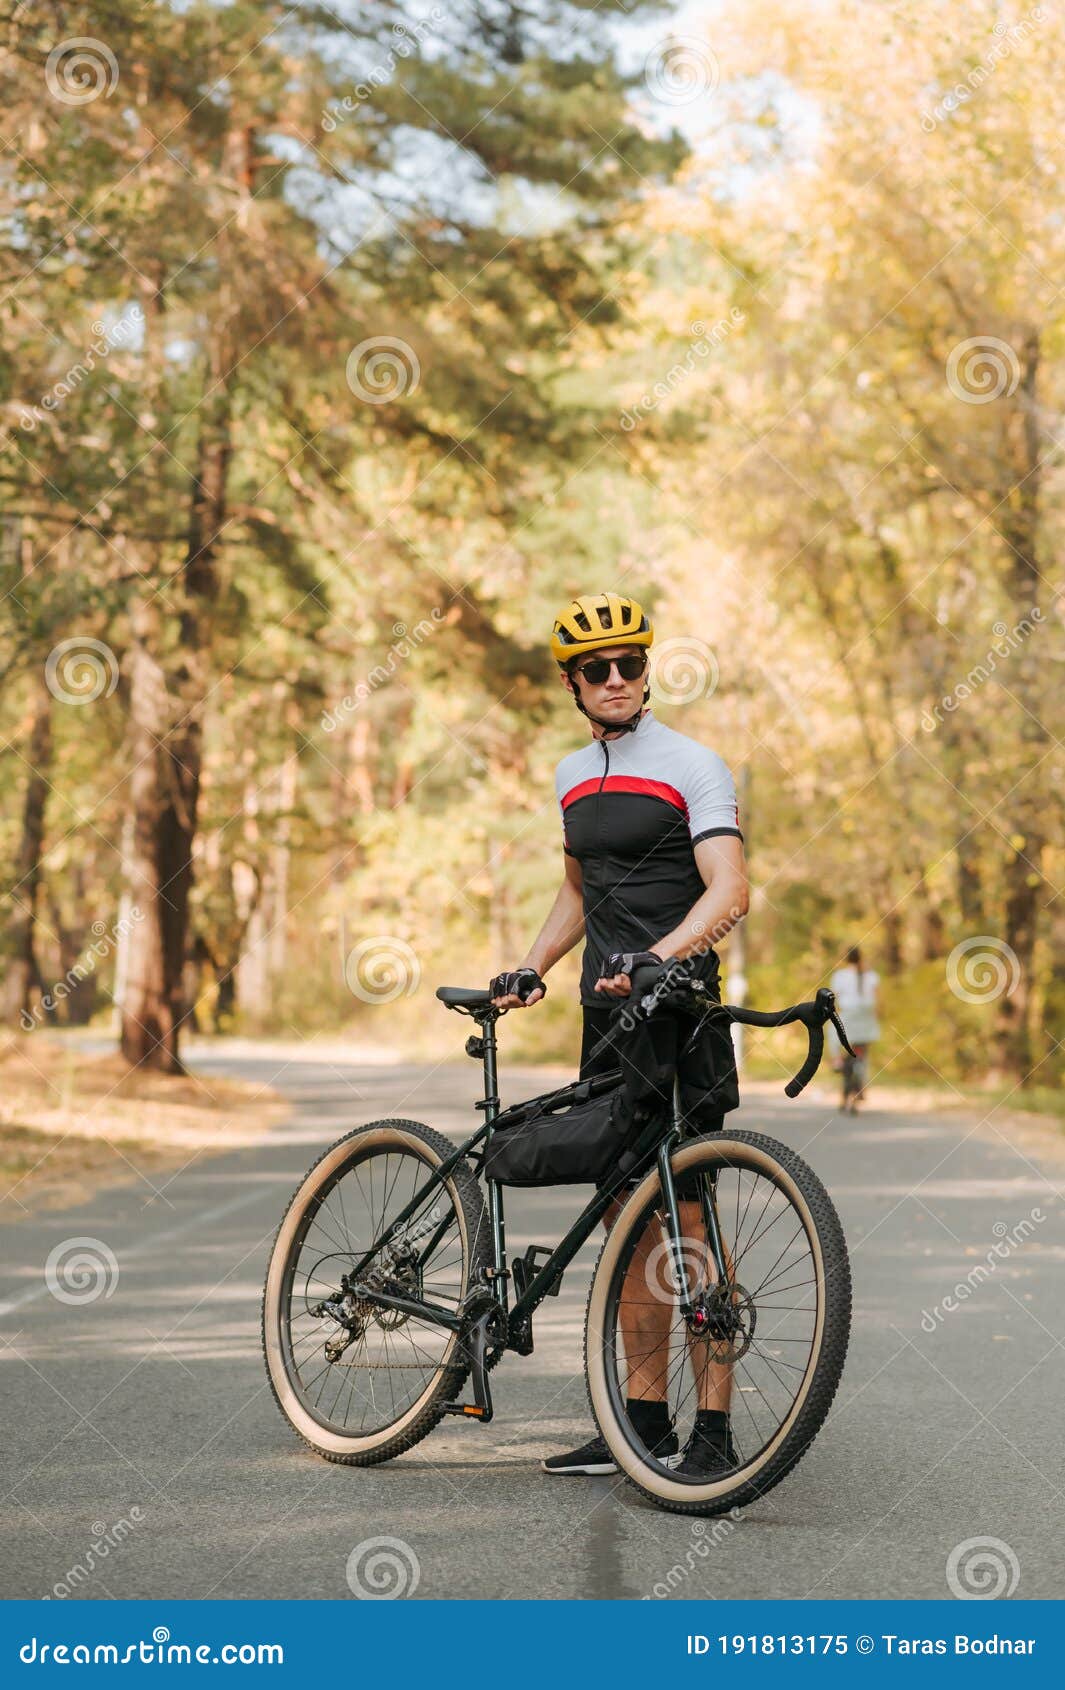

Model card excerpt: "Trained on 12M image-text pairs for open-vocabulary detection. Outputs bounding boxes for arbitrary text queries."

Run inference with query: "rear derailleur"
[311,1241,425,1362]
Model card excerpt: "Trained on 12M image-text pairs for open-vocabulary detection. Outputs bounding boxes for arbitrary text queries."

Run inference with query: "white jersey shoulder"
[554,739,598,801]
[554,713,740,840]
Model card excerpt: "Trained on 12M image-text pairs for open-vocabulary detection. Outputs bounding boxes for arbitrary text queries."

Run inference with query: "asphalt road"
[2,1040,1063,1602]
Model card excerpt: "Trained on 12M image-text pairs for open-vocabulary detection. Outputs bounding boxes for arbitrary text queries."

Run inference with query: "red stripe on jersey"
[561,775,689,816]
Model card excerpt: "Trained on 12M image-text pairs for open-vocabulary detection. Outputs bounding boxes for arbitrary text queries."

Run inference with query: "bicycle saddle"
[436,985,494,1009]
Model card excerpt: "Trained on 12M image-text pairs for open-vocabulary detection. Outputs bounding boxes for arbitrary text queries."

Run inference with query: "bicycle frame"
[342,1010,731,1349]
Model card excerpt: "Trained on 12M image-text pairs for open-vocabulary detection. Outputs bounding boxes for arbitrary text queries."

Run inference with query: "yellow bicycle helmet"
[550,592,654,668]
[551,592,654,733]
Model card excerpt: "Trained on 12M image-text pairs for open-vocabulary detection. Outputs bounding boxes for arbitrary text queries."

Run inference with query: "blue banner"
[2,1600,1059,1685]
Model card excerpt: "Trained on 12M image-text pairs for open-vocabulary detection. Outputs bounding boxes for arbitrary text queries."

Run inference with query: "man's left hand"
[593,949,663,997]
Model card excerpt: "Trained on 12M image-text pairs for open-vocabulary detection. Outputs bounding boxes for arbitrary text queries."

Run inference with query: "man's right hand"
[489,966,547,1008]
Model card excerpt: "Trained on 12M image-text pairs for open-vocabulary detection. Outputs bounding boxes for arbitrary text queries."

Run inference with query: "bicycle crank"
[442,1297,505,1422]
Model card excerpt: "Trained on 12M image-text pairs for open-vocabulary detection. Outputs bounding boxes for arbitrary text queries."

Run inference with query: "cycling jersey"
[555,709,743,1005]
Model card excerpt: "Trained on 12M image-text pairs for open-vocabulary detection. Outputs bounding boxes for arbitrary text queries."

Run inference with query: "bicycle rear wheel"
[585,1130,851,1515]
[262,1119,491,1464]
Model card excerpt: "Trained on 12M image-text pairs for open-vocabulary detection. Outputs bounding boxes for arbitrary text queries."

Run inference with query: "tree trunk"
[233,795,267,1022]
[119,329,232,1068]
[956,845,985,931]
[808,562,943,943]
[921,903,946,963]
[349,712,376,816]
[992,331,1047,1080]
[121,598,185,1068]
[882,908,903,976]
[112,808,135,1036]
[6,675,52,1026]
[268,748,298,978]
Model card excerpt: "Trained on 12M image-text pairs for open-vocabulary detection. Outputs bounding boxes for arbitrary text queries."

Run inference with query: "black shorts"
[580,996,739,1196]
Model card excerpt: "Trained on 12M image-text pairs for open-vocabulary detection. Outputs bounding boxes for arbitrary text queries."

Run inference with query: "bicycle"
[261,964,856,1516]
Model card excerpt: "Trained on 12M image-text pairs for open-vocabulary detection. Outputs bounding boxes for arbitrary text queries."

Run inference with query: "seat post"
[478,1014,500,1121]
[478,1013,508,1308]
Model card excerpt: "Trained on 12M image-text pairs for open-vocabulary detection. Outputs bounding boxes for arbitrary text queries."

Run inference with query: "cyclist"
[490,592,749,1480]
[829,946,880,1114]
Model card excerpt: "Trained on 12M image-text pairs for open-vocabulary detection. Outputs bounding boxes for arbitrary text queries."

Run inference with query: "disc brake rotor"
[688,1280,756,1362]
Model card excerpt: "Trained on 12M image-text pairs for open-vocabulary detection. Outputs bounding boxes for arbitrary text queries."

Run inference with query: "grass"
[962,1084,1065,1124]
[0,1032,285,1218]
[741,1042,1063,1127]
[0,1123,185,1217]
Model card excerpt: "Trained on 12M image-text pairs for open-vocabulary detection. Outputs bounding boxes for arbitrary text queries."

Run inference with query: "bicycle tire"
[262,1119,492,1466]
[585,1129,851,1516]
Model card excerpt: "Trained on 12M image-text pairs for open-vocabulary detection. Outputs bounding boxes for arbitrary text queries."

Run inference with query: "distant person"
[829,946,880,1114]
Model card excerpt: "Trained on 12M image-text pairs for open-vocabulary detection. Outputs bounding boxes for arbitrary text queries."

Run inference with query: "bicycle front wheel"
[263,1119,491,1465]
[585,1130,851,1516]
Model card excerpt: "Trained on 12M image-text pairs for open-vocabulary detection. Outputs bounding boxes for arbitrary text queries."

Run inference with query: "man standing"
[491,592,749,1477]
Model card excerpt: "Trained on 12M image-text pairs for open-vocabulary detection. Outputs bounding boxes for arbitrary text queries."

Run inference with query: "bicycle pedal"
[512,1244,561,1299]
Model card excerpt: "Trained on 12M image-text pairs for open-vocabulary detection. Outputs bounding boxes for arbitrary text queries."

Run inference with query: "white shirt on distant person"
[829,963,880,1048]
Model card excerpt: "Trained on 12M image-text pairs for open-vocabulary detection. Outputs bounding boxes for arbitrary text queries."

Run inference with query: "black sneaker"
[674,1422,738,1479]
[541,1419,680,1476]
[541,1434,617,1476]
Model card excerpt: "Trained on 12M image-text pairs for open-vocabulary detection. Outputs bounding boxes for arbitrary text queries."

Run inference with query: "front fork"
[656,1078,731,1320]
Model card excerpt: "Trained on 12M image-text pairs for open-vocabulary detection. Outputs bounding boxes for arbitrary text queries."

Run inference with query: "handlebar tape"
[785,1020,824,1097]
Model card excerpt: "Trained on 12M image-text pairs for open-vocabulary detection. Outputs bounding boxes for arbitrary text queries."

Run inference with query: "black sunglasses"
[573,652,648,685]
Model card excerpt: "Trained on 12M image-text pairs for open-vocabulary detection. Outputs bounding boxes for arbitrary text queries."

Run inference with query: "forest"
[2,0,1061,1101]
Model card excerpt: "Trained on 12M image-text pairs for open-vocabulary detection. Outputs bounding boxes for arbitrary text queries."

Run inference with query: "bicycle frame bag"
[483,1009,681,1187]
[482,1072,629,1187]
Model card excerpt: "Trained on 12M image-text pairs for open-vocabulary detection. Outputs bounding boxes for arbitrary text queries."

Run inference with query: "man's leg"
[609,1191,668,1399]
[671,1000,739,1468]
[543,1005,670,1473]
[615,1195,733,1410]
[544,1003,733,1474]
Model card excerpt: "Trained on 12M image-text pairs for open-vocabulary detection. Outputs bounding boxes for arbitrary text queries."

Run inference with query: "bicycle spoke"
[278,1136,471,1439]
[604,1151,824,1484]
